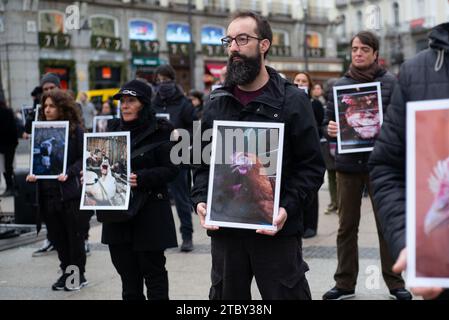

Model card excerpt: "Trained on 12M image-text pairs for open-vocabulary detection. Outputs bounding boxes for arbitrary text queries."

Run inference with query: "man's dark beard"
[224,52,262,87]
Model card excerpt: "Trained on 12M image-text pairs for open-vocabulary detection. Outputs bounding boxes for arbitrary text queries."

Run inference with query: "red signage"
[410,18,425,29]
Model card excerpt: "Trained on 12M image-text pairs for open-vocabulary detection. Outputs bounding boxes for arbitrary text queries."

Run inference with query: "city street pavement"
[0,143,411,300]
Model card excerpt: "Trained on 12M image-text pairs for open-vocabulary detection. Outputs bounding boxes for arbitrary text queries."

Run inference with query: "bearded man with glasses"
[192,11,325,300]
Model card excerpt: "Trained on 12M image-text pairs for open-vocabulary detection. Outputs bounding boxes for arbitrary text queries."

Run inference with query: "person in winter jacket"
[26,89,87,291]
[101,80,179,300]
[192,11,324,300]
[322,31,410,300]
[369,22,449,301]
[153,64,197,252]
[293,71,324,239]
[0,99,18,197]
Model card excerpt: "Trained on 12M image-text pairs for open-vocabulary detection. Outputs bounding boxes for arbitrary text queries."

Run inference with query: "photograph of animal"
[31,125,67,177]
[211,151,275,225]
[82,135,129,208]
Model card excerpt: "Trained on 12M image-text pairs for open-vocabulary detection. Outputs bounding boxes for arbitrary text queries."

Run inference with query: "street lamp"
[302,0,309,72]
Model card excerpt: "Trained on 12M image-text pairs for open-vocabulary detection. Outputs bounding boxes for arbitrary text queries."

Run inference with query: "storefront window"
[201,25,225,45]
[90,15,117,37]
[272,30,289,46]
[307,31,322,48]
[129,20,156,40]
[166,22,191,43]
[39,11,64,33]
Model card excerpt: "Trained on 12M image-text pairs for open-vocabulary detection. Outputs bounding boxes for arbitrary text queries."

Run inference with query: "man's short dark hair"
[229,11,273,58]
[155,64,176,81]
[351,31,380,57]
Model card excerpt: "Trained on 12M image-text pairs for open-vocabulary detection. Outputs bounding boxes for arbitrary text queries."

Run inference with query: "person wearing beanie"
[100,80,179,300]
[41,73,61,93]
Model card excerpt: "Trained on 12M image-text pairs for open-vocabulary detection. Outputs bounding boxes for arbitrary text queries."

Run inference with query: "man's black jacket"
[369,23,449,260]
[191,67,325,238]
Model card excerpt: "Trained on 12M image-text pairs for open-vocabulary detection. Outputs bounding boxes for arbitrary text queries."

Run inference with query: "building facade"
[331,0,449,74]
[0,0,343,110]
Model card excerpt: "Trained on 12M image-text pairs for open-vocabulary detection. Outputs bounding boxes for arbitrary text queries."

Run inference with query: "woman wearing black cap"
[100,80,179,300]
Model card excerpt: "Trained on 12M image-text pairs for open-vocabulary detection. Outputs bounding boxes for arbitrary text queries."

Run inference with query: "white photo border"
[333,82,383,154]
[92,115,115,133]
[80,131,131,211]
[29,121,69,179]
[205,120,285,231]
[406,98,449,288]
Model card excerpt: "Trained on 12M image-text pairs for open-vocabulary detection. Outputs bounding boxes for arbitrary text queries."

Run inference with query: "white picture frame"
[80,131,131,211]
[406,99,449,288]
[156,113,171,121]
[92,115,114,133]
[205,120,284,231]
[34,104,41,121]
[30,121,69,179]
[333,82,383,154]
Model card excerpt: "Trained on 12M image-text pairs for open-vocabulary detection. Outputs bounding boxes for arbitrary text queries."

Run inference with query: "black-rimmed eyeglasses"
[221,34,263,48]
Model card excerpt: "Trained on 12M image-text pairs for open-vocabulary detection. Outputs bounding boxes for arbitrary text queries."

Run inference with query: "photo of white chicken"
[425,157,449,235]
[85,159,117,205]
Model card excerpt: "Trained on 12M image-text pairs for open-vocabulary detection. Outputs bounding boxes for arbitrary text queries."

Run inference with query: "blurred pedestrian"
[153,64,197,252]
[322,78,339,215]
[293,72,324,239]
[0,99,18,197]
[78,92,96,132]
[187,89,204,120]
[369,21,449,301]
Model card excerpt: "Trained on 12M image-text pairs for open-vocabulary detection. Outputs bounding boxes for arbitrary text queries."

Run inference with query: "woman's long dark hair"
[40,89,82,135]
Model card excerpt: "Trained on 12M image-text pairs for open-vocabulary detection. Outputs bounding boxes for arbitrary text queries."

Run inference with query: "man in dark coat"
[192,11,324,300]
[369,22,449,300]
[322,31,410,300]
[152,64,197,252]
[0,99,18,197]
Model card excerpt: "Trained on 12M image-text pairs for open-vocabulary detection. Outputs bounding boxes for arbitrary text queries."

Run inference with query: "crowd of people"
[0,9,448,301]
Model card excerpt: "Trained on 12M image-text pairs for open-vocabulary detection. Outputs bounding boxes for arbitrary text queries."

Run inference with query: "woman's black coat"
[101,118,179,251]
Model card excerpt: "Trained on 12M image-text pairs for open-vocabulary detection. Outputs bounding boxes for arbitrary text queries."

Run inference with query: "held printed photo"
[92,115,114,133]
[21,105,34,126]
[29,121,69,179]
[205,121,284,231]
[406,99,449,288]
[80,132,131,210]
[333,82,383,154]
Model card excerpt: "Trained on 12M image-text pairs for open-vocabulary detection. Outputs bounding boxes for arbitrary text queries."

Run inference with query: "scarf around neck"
[346,63,384,83]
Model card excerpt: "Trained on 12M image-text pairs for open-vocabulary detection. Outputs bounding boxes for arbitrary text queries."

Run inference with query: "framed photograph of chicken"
[406,99,449,288]
[30,121,69,179]
[333,82,383,154]
[205,121,285,231]
[80,132,131,210]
